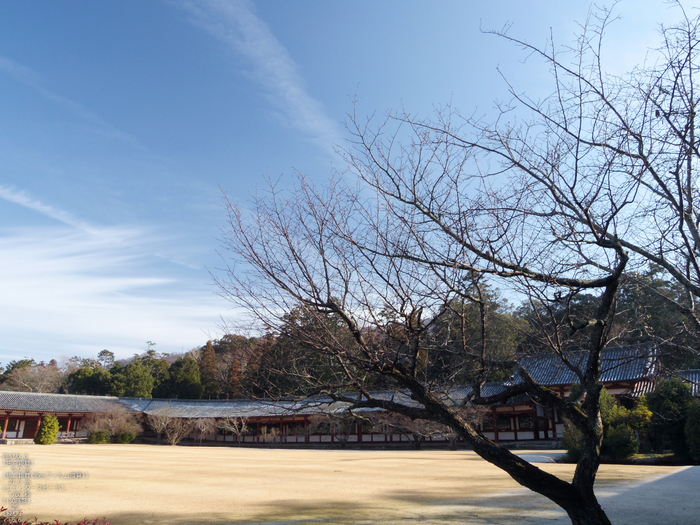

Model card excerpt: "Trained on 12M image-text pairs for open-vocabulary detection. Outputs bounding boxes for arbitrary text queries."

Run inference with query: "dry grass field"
[2,444,696,525]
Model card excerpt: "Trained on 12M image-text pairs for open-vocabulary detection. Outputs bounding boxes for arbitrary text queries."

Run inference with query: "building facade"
[1,344,684,446]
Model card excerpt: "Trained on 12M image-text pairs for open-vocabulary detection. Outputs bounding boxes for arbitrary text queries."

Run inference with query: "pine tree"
[34,414,60,445]
[200,341,219,399]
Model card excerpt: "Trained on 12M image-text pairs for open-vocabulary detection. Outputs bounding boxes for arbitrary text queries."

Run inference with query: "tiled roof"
[0,345,661,418]
[121,397,334,419]
[445,383,532,406]
[0,391,127,413]
[518,344,657,387]
[679,370,700,397]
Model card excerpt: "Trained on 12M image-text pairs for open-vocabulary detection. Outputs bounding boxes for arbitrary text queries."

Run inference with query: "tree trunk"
[404,382,613,525]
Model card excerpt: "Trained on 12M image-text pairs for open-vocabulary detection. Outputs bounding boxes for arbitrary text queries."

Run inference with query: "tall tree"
[165,356,203,399]
[199,341,219,399]
[97,350,115,370]
[65,365,112,396]
[111,361,155,398]
[218,6,700,525]
[133,350,171,397]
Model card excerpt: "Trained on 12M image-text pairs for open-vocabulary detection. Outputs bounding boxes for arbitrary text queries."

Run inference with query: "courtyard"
[2,445,697,525]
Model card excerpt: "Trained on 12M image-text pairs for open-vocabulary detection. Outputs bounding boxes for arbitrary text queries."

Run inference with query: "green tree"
[615,268,698,369]
[165,357,203,399]
[199,341,219,399]
[646,378,694,455]
[65,366,112,396]
[97,350,115,369]
[34,414,60,445]
[251,306,354,398]
[685,400,700,463]
[133,350,170,396]
[2,359,35,375]
[430,288,526,384]
[564,388,646,461]
[111,361,155,398]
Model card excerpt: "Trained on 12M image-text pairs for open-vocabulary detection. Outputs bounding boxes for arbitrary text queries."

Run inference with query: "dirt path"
[1,445,693,524]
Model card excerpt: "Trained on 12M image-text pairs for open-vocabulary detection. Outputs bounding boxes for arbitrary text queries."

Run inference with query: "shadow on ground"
[41,465,698,525]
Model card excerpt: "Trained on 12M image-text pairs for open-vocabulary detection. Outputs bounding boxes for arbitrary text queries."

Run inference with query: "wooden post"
[533,407,540,441]
[1,413,9,439]
[493,412,499,443]
[35,415,43,438]
[66,416,72,437]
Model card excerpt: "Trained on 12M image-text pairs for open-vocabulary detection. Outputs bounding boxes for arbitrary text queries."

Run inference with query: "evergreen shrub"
[87,430,110,444]
[602,424,639,459]
[114,432,136,444]
[685,400,700,463]
[34,414,59,445]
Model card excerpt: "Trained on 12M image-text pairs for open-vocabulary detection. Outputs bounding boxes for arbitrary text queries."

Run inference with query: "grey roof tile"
[679,369,700,397]
[0,391,127,413]
[0,345,661,418]
[518,344,657,387]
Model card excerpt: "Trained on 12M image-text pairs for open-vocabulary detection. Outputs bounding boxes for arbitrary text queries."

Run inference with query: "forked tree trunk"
[405,383,613,525]
[564,494,611,525]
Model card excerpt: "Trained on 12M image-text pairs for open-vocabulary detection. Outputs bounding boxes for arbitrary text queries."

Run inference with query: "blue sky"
[0,0,686,364]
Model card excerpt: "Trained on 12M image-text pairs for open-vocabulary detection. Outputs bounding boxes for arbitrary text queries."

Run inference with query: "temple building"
[1,344,692,447]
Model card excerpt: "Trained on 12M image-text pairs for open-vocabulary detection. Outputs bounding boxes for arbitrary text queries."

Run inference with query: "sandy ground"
[1,444,696,525]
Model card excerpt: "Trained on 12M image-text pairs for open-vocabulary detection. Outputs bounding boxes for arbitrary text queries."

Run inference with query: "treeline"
[2,268,699,399]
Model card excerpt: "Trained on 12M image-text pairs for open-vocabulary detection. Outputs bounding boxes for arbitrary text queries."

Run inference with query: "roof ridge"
[0,390,120,400]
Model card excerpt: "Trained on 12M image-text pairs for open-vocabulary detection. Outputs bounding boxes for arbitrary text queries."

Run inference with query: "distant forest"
[2,269,699,400]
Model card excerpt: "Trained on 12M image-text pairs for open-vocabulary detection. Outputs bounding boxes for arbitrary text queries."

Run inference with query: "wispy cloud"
[0,186,227,362]
[0,185,97,232]
[181,0,343,154]
[0,55,142,147]
[0,224,227,363]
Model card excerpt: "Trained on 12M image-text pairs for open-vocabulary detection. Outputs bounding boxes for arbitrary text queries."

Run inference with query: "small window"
[497,415,512,431]
[312,422,331,435]
[361,419,374,433]
[286,422,308,436]
[518,416,534,430]
[482,418,495,431]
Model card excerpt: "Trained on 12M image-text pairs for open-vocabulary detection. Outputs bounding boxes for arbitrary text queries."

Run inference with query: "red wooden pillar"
[1,413,9,439]
[35,414,43,438]
[532,407,539,441]
[65,416,73,437]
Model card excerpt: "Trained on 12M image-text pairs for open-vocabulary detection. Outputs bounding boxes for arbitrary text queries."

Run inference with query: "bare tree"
[163,418,195,446]
[146,411,172,444]
[147,409,193,445]
[308,412,363,448]
[372,407,486,450]
[0,363,64,393]
[218,6,700,525]
[192,418,218,445]
[217,417,248,442]
[369,412,440,450]
[82,407,141,438]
